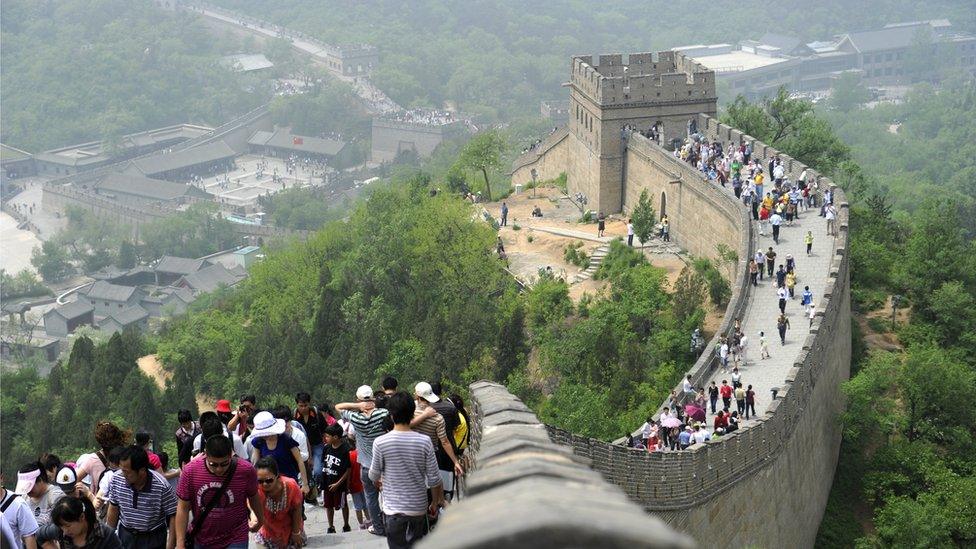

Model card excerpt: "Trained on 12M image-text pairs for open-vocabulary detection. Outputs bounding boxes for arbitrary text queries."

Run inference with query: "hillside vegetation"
[0,0,267,151]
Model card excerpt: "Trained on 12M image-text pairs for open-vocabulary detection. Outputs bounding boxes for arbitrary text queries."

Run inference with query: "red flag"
[293,136,304,145]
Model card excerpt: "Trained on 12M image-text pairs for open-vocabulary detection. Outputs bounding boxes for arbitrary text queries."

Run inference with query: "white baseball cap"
[356,385,374,400]
[414,382,440,403]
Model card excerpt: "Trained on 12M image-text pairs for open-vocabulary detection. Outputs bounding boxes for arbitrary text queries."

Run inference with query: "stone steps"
[573,244,610,283]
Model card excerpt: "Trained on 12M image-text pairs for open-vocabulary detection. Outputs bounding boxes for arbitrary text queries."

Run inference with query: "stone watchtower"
[567,51,717,213]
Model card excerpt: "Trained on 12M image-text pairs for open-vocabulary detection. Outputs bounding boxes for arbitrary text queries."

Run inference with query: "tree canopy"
[0,0,268,152]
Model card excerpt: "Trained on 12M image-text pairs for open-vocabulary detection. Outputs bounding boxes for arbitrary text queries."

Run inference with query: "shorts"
[439,469,454,492]
[350,490,366,511]
[322,488,347,510]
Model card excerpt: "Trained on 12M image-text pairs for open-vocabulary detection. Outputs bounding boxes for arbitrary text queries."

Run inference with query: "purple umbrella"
[685,404,706,423]
[661,416,682,428]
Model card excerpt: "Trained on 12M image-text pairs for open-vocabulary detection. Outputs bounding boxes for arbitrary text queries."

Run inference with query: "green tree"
[829,72,872,112]
[458,130,506,202]
[630,189,655,247]
[671,266,707,327]
[722,87,851,174]
[31,240,73,282]
[117,240,137,269]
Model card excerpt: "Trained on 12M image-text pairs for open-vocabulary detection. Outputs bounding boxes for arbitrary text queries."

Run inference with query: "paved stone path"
[250,504,387,548]
[700,196,834,427]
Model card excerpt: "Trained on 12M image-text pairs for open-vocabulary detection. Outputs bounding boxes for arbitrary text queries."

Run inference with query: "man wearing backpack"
[295,392,327,503]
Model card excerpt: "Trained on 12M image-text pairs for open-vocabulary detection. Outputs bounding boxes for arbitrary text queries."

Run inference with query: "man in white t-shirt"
[0,485,38,549]
[692,425,711,445]
[14,465,64,527]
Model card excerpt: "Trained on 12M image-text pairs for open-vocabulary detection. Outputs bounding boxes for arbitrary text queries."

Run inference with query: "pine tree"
[631,189,656,247]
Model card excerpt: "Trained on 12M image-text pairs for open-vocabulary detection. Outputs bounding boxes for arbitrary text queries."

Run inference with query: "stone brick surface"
[420,382,695,549]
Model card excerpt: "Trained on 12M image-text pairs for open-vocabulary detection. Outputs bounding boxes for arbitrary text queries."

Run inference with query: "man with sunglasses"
[105,445,176,549]
[174,436,263,549]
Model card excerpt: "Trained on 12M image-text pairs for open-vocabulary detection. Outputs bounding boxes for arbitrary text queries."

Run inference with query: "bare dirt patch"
[138,354,171,390]
[138,353,217,413]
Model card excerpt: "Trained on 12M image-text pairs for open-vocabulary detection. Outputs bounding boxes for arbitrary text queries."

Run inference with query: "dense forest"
[0,0,268,151]
[2,170,709,475]
[212,0,974,120]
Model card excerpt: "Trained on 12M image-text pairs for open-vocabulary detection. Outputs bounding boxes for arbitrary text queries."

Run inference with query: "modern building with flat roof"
[676,19,976,99]
[33,124,213,176]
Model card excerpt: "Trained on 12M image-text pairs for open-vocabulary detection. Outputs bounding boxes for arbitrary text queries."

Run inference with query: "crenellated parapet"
[571,51,716,108]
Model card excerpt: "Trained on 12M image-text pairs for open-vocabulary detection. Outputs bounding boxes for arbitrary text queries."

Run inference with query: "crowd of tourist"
[2,377,470,549]
[627,132,836,451]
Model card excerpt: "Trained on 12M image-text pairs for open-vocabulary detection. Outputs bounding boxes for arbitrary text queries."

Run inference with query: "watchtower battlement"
[571,51,715,107]
[563,50,717,214]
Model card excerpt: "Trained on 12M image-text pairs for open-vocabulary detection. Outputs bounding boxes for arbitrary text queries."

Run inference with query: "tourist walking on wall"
[808,303,817,328]
[765,247,776,277]
[786,270,797,299]
[369,392,444,549]
[105,445,177,549]
[708,382,719,414]
[719,381,733,411]
[778,286,788,315]
[759,331,770,359]
[749,259,759,286]
[336,386,390,537]
[734,385,746,415]
[825,204,837,236]
[252,457,305,549]
[777,313,790,345]
[755,250,765,281]
[804,230,814,255]
[801,286,813,313]
[770,210,783,244]
[745,385,757,420]
[175,435,264,549]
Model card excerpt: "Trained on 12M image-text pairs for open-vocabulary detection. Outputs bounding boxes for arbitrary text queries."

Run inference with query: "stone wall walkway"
[701,195,834,426]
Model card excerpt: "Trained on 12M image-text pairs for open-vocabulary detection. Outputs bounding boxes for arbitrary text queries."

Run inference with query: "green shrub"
[580,210,593,223]
[692,258,731,307]
[867,316,890,333]
[527,235,534,243]
[512,223,521,231]
[563,241,589,268]
[594,239,647,280]
[853,287,887,312]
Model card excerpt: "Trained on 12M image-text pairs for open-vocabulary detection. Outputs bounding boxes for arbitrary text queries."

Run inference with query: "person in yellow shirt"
[786,271,797,299]
[804,231,814,255]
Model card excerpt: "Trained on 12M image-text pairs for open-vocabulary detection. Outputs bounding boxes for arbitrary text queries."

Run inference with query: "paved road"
[700,197,834,426]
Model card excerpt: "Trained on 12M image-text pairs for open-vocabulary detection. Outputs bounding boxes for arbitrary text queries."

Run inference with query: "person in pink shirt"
[174,435,264,549]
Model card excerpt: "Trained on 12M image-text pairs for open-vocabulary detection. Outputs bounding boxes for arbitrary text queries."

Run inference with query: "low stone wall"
[420,381,695,549]
[509,127,570,186]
